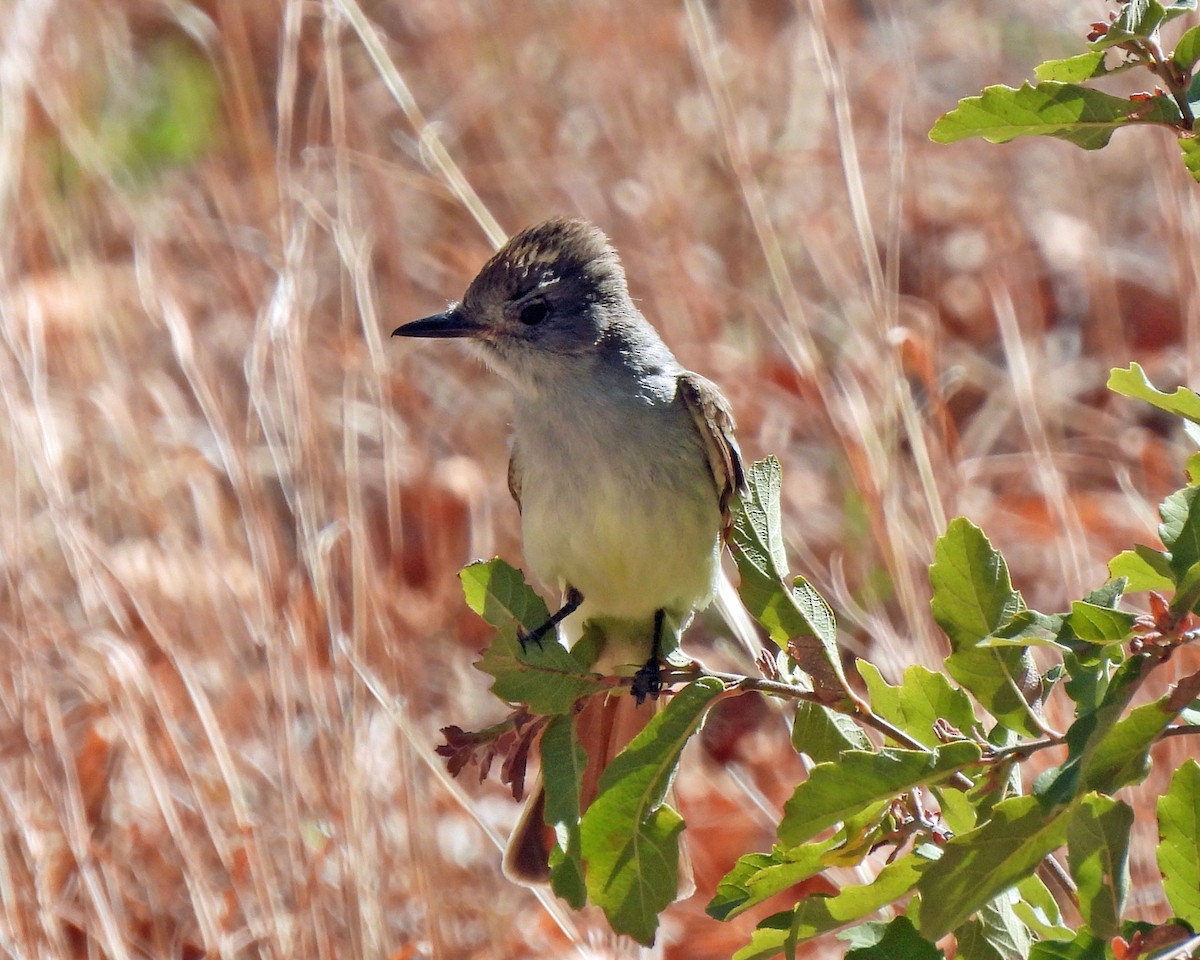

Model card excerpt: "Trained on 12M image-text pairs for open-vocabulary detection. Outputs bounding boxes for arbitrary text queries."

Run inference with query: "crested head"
[463,217,626,315]
[394,217,677,394]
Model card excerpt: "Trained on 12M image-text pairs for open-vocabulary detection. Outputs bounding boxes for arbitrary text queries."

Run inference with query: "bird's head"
[393,218,635,389]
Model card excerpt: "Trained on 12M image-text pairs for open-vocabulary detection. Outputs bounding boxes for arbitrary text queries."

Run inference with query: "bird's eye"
[517,299,550,326]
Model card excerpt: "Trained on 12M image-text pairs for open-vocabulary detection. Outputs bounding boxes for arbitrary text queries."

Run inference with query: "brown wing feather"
[507,441,523,513]
[678,372,746,538]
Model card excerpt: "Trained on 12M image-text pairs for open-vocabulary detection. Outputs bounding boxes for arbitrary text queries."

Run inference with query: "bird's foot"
[631,657,664,706]
[516,622,548,651]
[516,586,584,652]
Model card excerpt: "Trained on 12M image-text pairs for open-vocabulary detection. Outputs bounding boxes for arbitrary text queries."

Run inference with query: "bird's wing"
[507,440,523,513]
[678,372,747,535]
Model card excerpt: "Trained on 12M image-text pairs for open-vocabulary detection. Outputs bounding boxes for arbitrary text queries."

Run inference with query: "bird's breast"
[512,381,722,622]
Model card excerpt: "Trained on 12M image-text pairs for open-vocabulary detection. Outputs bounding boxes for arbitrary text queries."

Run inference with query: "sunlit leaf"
[1034,52,1109,81]
[856,661,980,748]
[731,458,846,697]
[1108,545,1176,591]
[930,83,1181,151]
[1157,759,1200,925]
[1108,363,1200,424]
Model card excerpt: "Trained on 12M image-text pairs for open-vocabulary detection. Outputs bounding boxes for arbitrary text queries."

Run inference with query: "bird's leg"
[518,586,584,650]
[631,609,666,706]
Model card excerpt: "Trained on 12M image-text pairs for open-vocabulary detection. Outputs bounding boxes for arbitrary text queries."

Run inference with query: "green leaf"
[917,795,1073,941]
[1108,362,1200,424]
[1161,485,1200,582]
[1081,671,1200,794]
[840,916,944,960]
[945,648,1044,738]
[856,661,979,748]
[733,911,798,960]
[792,700,871,763]
[1028,929,1107,960]
[796,851,937,939]
[1035,655,1150,805]
[1092,0,1167,49]
[1175,23,1200,69]
[979,609,1065,648]
[931,519,1049,736]
[1157,759,1200,925]
[778,742,982,846]
[731,458,846,697]
[1067,794,1132,940]
[475,625,607,715]
[707,837,840,921]
[542,714,587,907]
[581,677,724,945]
[1173,561,1200,616]
[929,82,1182,151]
[461,558,551,630]
[954,889,1034,960]
[1014,873,1073,940]
[1108,545,1176,591]
[1034,52,1109,81]
[1066,601,1136,644]
[930,518,1024,646]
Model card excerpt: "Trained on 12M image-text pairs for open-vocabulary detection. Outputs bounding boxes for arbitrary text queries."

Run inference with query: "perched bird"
[393,217,744,888]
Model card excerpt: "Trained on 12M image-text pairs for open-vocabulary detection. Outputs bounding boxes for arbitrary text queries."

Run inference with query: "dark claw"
[631,657,663,706]
[516,587,583,653]
[516,622,547,651]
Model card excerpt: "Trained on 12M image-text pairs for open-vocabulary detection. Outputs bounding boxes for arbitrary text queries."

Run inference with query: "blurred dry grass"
[2,0,1199,957]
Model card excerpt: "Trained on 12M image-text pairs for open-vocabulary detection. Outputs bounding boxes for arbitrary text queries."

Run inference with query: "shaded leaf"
[954,888,1034,960]
[1175,24,1200,69]
[1161,485,1200,582]
[1028,929,1106,960]
[778,742,982,847]
[792,699,870,763]
[1081,671,1200,794]
[581,677,724,945]
[840,916,944,960]
[917,795,1073,941]
[1035,656,1152,805]
[476,625,608,715]
[1068,795,1132,940]
[542,713,587,907]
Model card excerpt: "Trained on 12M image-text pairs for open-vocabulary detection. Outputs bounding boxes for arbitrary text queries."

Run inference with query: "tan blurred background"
[2,0,1197,957]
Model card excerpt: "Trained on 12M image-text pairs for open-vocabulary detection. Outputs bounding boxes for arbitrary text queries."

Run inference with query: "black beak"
[392,308,479,339]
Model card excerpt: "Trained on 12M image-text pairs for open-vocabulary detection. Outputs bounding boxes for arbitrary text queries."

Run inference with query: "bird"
[393,217,745,890]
